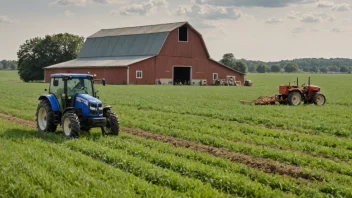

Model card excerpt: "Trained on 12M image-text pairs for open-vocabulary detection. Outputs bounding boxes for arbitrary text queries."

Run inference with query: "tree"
[340,66,349,73]
[248,64,256,73]
[0,60,9,70]
[17,33,84,82]
[271,65,281,73]
[220,53,236,68]
[10,63,16,70]
[284,62,299,73]
[233,61,247,73]
[320,67,328,73]
[256,63,268,73]
[328,65,339,72]
[310,66,318,73]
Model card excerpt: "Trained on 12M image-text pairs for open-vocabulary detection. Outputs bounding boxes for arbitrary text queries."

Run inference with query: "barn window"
[178,26,188,42]
[136,70,143,79]
[213,73,218,80]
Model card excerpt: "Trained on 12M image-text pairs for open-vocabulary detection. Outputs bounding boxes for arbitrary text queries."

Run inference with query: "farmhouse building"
[44,22,245,85]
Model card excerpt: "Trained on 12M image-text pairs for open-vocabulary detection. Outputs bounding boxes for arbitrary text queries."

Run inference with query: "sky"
[0,0,351,62]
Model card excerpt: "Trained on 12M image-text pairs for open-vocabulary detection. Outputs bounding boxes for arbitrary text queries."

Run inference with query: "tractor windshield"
[67,78,94,97]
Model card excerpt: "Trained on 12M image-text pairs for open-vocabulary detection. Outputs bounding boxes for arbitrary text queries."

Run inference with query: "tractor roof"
[50,73,93,78]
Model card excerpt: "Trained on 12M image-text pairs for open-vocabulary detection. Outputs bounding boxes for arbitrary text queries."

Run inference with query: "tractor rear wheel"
[62,112,80,138]
[313,92,326,105]
[288,91,302,106]
[36,100,57,132]
[101,110,119,136]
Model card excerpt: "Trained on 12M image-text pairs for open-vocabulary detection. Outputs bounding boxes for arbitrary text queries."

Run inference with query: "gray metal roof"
[78,32,168,58]
[89,22,187,38]
[45,56,154,69]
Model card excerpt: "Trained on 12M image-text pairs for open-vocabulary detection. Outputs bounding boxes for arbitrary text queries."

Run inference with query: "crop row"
[116,106,352,178]
[115,133,352,197]
[99,133,352,197]
[0,120,191,197]
[119,106,352,162]
[66,138,297,197]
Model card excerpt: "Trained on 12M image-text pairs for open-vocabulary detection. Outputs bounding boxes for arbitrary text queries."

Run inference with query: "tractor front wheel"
[36,100,57,132]
[313,92,326,105]
[101,110,119,136]
[288,91,302,106]
[62,112,80,138]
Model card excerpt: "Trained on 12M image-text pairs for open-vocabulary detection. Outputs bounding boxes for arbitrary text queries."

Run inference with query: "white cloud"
[118,0,168,16]
[51,0,88,6]
[287,11,300,19]
[92,0,110,3]
[331,27,345,32]
[243,13,255,20]
[0,16,16,24]
[50,0,123,6]
[173,4,242,20]
[292,26,305,34]
[190,0,316,8]
[301,12,323,23]
[332,3,351,11]
[287,11,335,22]
[265,17,284,24]
[317,1,334,8]
[64,10,75,17]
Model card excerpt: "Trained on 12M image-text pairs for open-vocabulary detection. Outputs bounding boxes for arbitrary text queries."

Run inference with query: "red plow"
[240,96,281,105]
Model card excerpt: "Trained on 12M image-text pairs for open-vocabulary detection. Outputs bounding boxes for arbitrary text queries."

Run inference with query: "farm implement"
[240,77,326,106]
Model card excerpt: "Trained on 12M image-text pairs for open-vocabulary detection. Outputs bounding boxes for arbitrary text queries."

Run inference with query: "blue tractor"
[36,73,119,138]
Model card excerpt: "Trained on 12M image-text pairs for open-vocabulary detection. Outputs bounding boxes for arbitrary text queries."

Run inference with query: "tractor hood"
[75,94,102,105]
[308,85,319,89]
[306,85,320,91]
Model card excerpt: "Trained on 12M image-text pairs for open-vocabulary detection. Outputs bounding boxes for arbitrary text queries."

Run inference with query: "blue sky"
[0,0,351,61]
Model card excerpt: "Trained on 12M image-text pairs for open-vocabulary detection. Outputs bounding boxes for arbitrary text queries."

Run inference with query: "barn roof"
[89,22,187,37]
[77,32,169,58]
[45,56,153,69]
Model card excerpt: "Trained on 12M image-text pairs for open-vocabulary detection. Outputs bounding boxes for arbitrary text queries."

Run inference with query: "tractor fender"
[103,106,112,116]
[38,95,60,112]
[62,107,78,116]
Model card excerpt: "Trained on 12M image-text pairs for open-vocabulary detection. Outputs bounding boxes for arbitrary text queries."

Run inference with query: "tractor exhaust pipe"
[297,77,298,87]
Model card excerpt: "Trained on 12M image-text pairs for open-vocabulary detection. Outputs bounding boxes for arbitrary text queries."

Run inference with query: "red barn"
[44,22,245,85]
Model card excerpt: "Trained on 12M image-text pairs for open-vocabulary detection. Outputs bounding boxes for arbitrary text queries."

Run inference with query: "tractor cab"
[36,73,119,138]
[49,74,100,111]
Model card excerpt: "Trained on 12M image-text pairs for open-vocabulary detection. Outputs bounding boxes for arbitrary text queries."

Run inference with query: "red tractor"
[277,77,326,106]
[241,77,326,106]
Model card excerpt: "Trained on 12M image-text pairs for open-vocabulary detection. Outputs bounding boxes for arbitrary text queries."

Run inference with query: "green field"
[0,70,352,197]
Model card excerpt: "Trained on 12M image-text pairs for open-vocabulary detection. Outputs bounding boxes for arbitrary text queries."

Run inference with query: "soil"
[0,113,36,129]
[0,112,322,181]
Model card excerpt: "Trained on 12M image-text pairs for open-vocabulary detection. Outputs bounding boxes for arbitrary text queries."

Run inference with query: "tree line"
[220,53,352,74]
[0,60,17,70]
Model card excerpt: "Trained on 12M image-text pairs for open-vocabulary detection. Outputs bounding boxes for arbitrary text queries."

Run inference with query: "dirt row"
[0,112,322,181]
